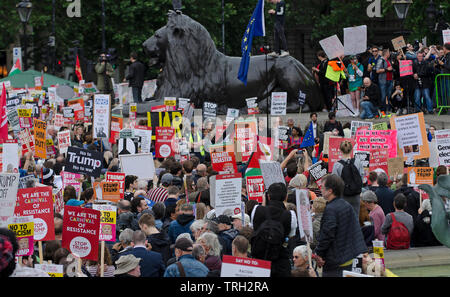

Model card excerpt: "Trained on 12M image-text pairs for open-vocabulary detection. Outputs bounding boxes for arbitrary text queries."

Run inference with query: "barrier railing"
[435,74,450,116]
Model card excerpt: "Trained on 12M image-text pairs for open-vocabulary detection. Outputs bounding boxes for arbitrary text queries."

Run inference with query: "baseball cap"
[214,215,232,226]
[174,238,193,252]
[231,213,250,225]
[161,173,174,186]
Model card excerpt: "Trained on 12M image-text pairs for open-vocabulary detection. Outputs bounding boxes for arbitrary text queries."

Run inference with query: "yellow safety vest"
[189,131,205,156]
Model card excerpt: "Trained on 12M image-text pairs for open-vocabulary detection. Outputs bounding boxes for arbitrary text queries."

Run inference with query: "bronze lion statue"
[143,11,323,114]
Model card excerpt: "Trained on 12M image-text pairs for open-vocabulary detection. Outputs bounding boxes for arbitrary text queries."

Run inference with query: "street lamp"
[425,0,437,31]
[16,0,33,71]
[392,0,412,19]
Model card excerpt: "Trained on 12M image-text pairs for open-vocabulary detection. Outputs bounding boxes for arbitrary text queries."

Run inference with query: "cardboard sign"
[399,60,413,77]
[119,153,155,180]
[0,173,20,228]
[34,119,47,159]
[344,25,367,55]
[271,92,287,115]
[62,206,101,261]
[14,186,55,241]
[203,101,217,120]
[93,94,111,139]
[319,34,345,60]
[369,149,389,175]
[34,264,64,277]
[211,151,238,173]
[392,36,406,51]
[7,216,34,257]
[246,97,259,115]
[355,129,398,158]
[351,121,372,138]
[373,122,388,130]
[92,204,117,242]
[155,127,175,158]
[2,141,19,173]
[210,173,242,217]
[245,175,265,203]
[391,113,429,161]
[435,130,450,166]
[147,110,183,140]
[134,125,152,153]
[328,137,354,172]
[57,130,71,154]
[164,97,177,107]
[296,189,313,241]
[259,160,285,189]
[100,182,121,203]
[65,146,103,177]
[220,255,271,277]
[407,167,433,186]
[387,157,404,178]
[67,97,85,121]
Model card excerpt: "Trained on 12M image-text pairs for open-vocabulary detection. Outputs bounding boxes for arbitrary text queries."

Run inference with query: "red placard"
[246,175,265,203]
[155,127,175,158]
[211,151,238,173]
[14,186,55,241]
[328,137,355,172]
[67,98,85,121]
[62,206,101,261]
[105,172,125,200]
[369,149,389,175]
[109,116,123,144]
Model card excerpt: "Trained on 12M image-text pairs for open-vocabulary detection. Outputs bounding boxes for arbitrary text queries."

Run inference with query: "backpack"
[386,213,410,250]
[250,207,285,261]
[338,159,362,196]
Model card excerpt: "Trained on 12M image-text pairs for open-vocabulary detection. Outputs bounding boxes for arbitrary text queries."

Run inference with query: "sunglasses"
[293,255,300,259]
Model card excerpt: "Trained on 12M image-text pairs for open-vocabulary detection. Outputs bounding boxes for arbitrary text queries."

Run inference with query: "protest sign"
[399,60,413,77]
[343,270,374,277]
[18,106,33,129]
[7,106,20,134]
[92,204,117,242]
[392,36,406,51]
[355,129,398,158]
[54,189,64,215]
[67,97,85,121]
[369,149,389,175]
[220,255,271,277]
[147,110,183,140]
[211,151,238,173]
[246,97,259,115]
[155,127,175,158]
[319,34,345,60]
[308,161,328,184]
[328,137,354,172]
[435,130,450,166]
[387,157,404,178]
[296,189,313,241]
[34,119,47,159]
[259,160,285,189]
[0,173,20,227]
[210,173,242,217]
[119,153,155,180]
[271,92,287,115]
[105,172,125,200]
[443,29,450,44]
[351,121,372,138]
[57,130,71,154]
[100,182,121,203]
[117,138,139,155]
[15,186,55,241]
[18,175,37,189]
[129,103,137,121]
[178,98,190,111]
[203,101,217,120]
[62,107,75,119]
[277,126,289,149]
[373,122,388,130]
[235,119,257,163]
[354,151,370,176]
[109,116,123,145]
[245,175,265,203]
[391,112,429,161]
[1,141,19,173]
[35,264,64,277]
[62,206,101,261]
[344,25,367,56]
[61,171,82,196]
[65,146,103,177]
[407,167,433,186]
[93,94,111,139]
[7,216,34,257]
[134,125,152,153]
[226,108,239,124]
[164,97,177,107]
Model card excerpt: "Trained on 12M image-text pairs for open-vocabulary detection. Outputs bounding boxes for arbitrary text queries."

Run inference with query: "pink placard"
[355,130,398,158]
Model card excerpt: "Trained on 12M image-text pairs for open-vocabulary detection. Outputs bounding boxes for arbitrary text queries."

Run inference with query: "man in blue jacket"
[164,238,209,277]
[119,230,165,277]
[168,203,195,243]
[315,174,368,277]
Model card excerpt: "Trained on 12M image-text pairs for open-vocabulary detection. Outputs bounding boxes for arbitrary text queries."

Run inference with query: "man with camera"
[413,52,434,114]
[95,53,115,103]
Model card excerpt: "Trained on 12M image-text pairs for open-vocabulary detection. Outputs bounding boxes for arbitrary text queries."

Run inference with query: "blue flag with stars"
[300,122,315,148]
[238,0,265,85]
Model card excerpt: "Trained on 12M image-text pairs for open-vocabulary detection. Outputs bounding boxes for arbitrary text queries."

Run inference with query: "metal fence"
[435,74,450,116]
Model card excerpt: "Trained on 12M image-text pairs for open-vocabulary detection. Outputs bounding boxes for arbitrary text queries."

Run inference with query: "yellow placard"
[18,108,32,117]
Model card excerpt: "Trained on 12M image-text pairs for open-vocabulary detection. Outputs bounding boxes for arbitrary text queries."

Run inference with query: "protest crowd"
[1,11,450,278]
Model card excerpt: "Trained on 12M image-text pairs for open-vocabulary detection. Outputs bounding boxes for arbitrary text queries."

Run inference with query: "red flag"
[0,83,8,141]
[75,55,83,82]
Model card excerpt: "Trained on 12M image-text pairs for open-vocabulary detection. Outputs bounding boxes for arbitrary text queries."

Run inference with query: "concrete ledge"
[384,246,450,269]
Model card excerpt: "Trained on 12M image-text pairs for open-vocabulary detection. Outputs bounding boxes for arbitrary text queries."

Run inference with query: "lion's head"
[143,11,226,104]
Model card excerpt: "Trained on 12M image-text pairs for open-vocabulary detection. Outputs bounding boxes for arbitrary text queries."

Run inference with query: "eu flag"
[238,0,265,85]
[300,122,315,148]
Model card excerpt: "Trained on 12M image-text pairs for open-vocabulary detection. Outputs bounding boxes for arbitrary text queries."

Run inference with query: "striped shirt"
[147,187,169,203]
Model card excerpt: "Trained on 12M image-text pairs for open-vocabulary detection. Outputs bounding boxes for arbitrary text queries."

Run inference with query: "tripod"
[331,82,355,115]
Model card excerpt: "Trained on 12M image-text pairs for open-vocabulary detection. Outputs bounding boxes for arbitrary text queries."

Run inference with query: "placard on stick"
[392,36,406,51]
[387,157,404,178]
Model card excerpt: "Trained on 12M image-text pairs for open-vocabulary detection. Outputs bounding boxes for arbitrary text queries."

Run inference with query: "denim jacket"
[163,254,209,277]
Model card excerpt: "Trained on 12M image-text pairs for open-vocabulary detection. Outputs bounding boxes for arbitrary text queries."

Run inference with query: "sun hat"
[114,254,141,275]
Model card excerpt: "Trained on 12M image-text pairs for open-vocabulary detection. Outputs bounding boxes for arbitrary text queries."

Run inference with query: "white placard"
[2,142,19,173]
[335,94,358,118]
[178,98,190,110]
[295,189,313,241]
[394,113,423,148]
[220,255,271,277]
[259,160,285,189]
[435,130,450,166]
[351,121,373,138]
[344,25,367,56]
[57,130,71,154]
[93,94,111,139]
[226,108,240,123]
[134,127,152,153]
[119,153,155,180]
[443,30,450,44]
[319,34,345,60]
[0,173,20,228]
[210,173,242,217]
[271,92,287,115]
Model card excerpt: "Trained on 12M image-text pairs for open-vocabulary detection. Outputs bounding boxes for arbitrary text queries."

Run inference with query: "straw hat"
[114,254,141,275]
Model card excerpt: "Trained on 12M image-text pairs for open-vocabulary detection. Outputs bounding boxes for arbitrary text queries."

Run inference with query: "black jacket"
[323,121,344,137]
[147,232,171,265]
[394,186,420,222]
[315,197,368,270]
[363,83,381,107]
[413,60,434,89]
[126,61,146,88]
